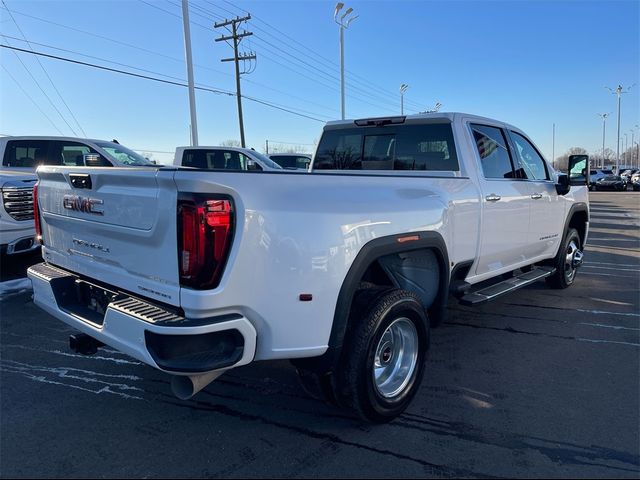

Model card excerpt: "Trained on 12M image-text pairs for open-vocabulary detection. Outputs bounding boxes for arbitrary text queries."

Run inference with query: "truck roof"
[0,135,115,144]
[324,112,523,133]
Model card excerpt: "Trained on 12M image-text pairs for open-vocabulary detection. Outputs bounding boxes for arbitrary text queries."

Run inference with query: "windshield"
[249,151,282,169]
[94,141,155,166]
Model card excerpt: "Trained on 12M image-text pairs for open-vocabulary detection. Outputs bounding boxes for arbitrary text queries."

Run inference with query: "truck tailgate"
[36,166,181,306]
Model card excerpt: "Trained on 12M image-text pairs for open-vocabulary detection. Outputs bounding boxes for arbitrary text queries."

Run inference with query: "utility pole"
[182,0,198,146]
[598,113,609,168]
[215,15,255,148]
[265,139,268,154]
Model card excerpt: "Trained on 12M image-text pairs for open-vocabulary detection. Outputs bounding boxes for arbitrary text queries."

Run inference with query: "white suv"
[0,169,38,255]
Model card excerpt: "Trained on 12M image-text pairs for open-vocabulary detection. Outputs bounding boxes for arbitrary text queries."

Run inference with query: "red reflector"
[299,294,313,302]
[33,183,43,245]
[178,195,234,290]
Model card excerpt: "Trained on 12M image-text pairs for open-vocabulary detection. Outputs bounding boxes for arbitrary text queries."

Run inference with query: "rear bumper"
[27,263,257,375]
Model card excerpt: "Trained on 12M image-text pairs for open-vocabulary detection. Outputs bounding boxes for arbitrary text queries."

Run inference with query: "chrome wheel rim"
[564,239,580,283]
[373,317,419,399]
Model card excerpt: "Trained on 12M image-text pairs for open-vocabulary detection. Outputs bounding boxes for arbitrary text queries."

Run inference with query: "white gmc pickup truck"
[28,113,589,422]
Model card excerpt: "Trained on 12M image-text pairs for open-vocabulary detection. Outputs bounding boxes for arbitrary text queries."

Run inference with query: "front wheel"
[546,228,583,289]
[335,289,429,423]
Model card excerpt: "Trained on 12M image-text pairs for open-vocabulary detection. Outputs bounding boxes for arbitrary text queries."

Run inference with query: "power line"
[211,0,426,111]
[2,0,86,136]
[3,32,338,116]
[2,64,65,135]
[1,36,78,135]
[0,44,327,123]
[197,1,416,112]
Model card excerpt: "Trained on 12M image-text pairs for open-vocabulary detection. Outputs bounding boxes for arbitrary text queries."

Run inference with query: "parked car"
[631,174,640,191]
[174,146,283,171]
[595,175,627,191]
[28,112,588,423]
[0,169,38,256]
[0,136,156,171]
[268,153,312,170]
[567,159,613,191]
[620,169,638,185]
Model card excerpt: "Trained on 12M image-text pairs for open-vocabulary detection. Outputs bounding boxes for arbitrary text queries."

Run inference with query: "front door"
[508,130,565,259]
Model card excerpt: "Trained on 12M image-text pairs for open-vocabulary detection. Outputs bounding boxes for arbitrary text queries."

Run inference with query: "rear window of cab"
[314,123,459,171]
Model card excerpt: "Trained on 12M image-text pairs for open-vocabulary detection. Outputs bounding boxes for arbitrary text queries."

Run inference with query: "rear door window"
[314,123,459,171]
[2,140,49,167]
[470,124,516,179]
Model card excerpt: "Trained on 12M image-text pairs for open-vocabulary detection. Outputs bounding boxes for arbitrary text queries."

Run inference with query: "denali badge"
[63,195,104,215]
[72,238,110,253]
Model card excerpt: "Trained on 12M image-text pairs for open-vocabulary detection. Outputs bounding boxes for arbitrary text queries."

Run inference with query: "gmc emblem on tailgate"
[63,195,104,215]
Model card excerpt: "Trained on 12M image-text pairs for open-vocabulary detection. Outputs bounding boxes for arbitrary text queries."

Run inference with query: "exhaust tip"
[170,370,224,400]
[171,375,196,400]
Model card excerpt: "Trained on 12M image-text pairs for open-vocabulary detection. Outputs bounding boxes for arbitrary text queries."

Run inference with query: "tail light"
[178,194,234,290]
[33,183,43,245]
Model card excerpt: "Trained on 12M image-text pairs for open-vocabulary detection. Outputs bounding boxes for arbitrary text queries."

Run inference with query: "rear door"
[37,166,181,306]
[469,123,531,277]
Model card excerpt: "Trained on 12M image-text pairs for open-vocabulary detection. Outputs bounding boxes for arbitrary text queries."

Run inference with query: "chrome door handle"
[485,194,501,202]
[530,193,543,200]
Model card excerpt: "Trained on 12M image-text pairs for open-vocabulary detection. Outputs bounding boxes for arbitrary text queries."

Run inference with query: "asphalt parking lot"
[1,191,638,478]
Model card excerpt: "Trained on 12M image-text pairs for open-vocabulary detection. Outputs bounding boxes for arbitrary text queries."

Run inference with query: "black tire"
[546,228,582,289]
[334,288,429,423]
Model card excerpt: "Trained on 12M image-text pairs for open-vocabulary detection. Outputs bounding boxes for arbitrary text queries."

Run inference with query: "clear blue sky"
[1,0,639,164]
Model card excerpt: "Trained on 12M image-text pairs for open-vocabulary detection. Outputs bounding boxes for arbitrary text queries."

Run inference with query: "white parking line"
[582,265,640,272]
[581,271,638,278]
[579,322,640,331]
[577,338,640,347]
[577,308,640,318]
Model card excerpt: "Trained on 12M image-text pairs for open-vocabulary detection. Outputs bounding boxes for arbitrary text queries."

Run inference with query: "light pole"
[630,128,636,167]
[634,125,639,167]
[598,113,609,168]
[606,84,633,173]
[334,3,357,120]
[622,133,629,167]
[552,123,555,167]
[182,0,198,146]
[400,84,409,115]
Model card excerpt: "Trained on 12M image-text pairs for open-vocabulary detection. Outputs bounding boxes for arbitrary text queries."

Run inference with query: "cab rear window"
[314,123,459,171]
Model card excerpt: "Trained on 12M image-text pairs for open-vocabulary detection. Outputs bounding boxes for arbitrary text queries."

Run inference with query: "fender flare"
[559,202,589,252]
[295,231,450,373]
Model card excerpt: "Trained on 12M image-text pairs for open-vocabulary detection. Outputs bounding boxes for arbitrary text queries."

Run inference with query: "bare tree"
[220,139,242,147]
[555,147,588,171]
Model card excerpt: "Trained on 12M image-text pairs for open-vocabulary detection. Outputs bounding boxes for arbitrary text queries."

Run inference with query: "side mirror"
[246,160,262,171]
[555,173,570,195]
[568,155,589,186]
[83,153,103,167]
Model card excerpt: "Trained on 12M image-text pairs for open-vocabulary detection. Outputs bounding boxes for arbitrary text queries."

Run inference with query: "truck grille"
[2,185,35,221]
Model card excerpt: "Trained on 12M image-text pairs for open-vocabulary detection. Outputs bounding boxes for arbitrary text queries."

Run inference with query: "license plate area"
[57,279,125,326]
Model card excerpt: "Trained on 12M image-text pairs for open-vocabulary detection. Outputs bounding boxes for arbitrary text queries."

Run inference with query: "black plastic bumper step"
[459,266,555,306]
